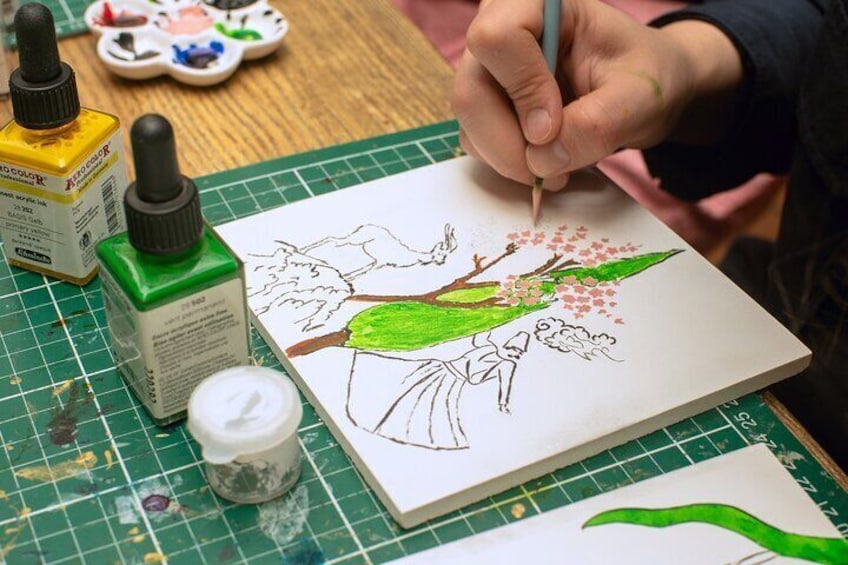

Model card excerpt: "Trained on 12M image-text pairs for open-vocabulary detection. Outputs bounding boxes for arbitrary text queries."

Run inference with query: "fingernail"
[525,108,551,143]
[527,141,571,177]
[542,173,570,192]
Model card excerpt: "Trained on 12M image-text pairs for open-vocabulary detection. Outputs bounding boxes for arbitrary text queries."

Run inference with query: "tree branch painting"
[283,224,683,357]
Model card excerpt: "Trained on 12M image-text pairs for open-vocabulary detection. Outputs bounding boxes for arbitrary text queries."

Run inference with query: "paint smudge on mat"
[15,451,97,482]
[142,494,171,512]
[511,503,526,519]
[47,380,93,446]
[282,538,325,565]
[116,495,139,524]
[144,552,166,563]
[257,484,309,546]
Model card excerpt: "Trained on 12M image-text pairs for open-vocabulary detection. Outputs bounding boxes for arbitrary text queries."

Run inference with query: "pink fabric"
[392,0,782,254]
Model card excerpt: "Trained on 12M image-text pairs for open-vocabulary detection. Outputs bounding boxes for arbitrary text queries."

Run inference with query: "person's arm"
[452,0,825,197]
[643,0,827,199]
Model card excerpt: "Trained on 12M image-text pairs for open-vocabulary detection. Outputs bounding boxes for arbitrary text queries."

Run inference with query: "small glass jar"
[187,366,302,504]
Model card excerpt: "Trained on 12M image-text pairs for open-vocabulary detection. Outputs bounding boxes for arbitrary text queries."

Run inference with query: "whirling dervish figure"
[346,331,530,450]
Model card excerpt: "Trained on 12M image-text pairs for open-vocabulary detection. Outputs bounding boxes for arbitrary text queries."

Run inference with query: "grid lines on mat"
[0,121,845,564]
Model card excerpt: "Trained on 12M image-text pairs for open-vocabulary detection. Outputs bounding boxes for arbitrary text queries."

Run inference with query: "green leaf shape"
[436,286,501,304]
[345,249,683,352]
[546,249,683,286]
[435,250,684,306]
[214,22,262,40]
[346,301,546,352]
[583,504,848,565]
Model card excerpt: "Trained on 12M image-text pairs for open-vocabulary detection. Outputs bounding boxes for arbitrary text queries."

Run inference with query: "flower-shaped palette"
[84,0,288,86]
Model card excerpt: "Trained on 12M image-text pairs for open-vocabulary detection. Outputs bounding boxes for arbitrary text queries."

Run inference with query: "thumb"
[465,4,563,145]
[526,80,655,177]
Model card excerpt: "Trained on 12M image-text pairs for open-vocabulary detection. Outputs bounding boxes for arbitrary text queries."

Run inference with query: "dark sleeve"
[642,0,827,200]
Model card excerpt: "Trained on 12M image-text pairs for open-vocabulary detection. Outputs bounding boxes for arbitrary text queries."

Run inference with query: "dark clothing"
[646,0,848,468]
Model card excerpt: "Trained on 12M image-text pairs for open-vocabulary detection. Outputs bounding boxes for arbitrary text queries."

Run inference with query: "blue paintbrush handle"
[542,0,561,73]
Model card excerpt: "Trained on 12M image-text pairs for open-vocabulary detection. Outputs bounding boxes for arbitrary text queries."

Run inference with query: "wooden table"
[1,0,454,179]
[2,0,844,493]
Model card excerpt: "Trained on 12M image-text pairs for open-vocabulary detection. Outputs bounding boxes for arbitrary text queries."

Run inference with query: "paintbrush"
[532,0,561,226]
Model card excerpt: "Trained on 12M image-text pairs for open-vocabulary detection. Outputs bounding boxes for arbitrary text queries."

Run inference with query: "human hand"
[452,0,743,191]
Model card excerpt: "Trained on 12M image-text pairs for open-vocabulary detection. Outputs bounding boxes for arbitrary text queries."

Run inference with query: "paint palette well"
[84,0,288,86]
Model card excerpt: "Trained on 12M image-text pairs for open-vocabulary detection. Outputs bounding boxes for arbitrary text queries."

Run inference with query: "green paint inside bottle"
[96,226,239,311]
[97,114,250,426]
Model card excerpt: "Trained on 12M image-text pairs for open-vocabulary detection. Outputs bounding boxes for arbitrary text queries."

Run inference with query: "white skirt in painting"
[346,332,529,450]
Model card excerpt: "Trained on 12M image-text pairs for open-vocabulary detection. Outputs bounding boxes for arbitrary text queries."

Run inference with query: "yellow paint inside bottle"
[0,4,128,285]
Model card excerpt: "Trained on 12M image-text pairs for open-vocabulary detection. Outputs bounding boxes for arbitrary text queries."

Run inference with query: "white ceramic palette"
[84,0,288,86]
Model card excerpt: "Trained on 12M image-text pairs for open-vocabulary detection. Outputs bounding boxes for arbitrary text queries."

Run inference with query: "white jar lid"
[187,366,302,464]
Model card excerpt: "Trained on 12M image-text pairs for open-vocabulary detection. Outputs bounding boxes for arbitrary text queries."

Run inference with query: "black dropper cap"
[124,114,204,255]
[9,3,80,129]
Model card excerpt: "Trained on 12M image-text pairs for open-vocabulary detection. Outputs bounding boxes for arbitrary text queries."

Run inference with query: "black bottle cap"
[124,114,204,255]
[9,3,80,129]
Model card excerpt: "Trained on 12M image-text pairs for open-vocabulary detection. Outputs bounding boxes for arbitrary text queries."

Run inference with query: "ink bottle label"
[101,268,250,423]
[0,128,128,283]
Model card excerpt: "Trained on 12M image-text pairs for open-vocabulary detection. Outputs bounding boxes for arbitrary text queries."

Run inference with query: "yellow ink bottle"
[0,3,129,285]
[97,114,251,426]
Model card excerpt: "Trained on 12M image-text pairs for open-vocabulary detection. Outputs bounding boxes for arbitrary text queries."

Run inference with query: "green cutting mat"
[0,121,846,564]
[7,0,91,40]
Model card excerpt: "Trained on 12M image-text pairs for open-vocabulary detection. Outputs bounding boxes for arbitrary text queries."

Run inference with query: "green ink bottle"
[97,114,250,426]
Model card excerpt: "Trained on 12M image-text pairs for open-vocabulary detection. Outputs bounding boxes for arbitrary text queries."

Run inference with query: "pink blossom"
[561,244,576,253]
[598,309,607,315]
[505,274,517,281]
[577,295,591,304]
[593,298,605,307]
[507,232,519,240]
[595,253,608,262]
[560,275,578,285]
[507,296,520,306]
[547,243,559,251]
[591,242,603,250]
[551,236,563,244]
[589,288,603,297]
[557,224,568,231]
[579,304,591,313]
[569,236,579,242]
[524,296,540,306]
[601,238,609,243]
[573,285,586,294]
[530,288,543,297]
[605,288,616,297]
[561,294,576,303]
[583,276,598,287]
[606,247,619,255]
[563,303,573,310]
[521,230,531,237]
[619,246,628,253]
[574,313,584,319]
[532,238,544,245]
[579,249,592,257]
[614,318,624,325]
[577,226,588,232]
[609,302,617,307]
[583,259,597,267]
[555,284,569,293]
[517,239,528,246]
